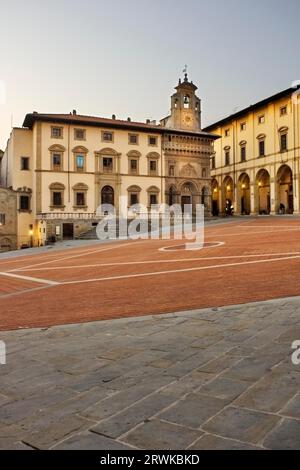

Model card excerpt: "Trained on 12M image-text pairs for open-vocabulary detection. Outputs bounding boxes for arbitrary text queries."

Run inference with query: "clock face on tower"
[183,113,193,128]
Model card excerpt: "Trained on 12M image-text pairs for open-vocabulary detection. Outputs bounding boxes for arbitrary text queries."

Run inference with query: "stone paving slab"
[0,296,300,450]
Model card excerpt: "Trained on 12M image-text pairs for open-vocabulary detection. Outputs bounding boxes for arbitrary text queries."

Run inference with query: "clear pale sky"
[1,0,300,149]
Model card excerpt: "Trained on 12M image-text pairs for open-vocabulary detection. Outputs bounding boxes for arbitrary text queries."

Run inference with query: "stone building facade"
[0,75,218,248]
[0,187,18,252]
[204,85,300,216]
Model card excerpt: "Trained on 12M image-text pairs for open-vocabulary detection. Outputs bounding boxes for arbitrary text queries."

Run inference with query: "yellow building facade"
[204,86,300,216]
[0,76,217,249]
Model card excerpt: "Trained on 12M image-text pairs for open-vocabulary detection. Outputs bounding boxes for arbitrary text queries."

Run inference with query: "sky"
[1,0,300,149]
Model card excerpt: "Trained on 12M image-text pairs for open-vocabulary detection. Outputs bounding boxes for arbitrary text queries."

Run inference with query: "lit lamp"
[227,186,231,191]
[214,188,218,193]
[242,184,246,189]
[29,225,34,248]
[258,182,262,187]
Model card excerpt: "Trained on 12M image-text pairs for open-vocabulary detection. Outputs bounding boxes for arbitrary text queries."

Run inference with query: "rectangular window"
[258,115,265,124]
[103,157,113,172]
[211,157,216,170]
[75,154,85,172]
[76,192,85,206]
[280,106,287,116]
[240,123,246,131]
[74,129,86,140]
[149,160,157,174]
[225,129,230,137]
[21,157,29,171]
[280,133,288,152]
[150,194,158,206]
[241,146,246,162]
[225,151,230,166]
[53,192,62,207]
[259,140,265,157]
[130,159,138,173]
[130,193,138,206]
[169,165,175,176]
[0,214,5,226]
[129,134,139,145]
[148,136,157,146]
[102,131,113,142]
[20,195,30,211]
[52,153,62,170]
[51,127,63,139]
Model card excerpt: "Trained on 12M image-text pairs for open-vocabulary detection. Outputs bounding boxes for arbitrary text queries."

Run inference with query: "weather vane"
[183,64,188,74]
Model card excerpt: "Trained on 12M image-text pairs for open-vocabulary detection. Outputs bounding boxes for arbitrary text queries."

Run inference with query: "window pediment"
[95,148,120,156]
[147,186,160,193]
[72,183,88,191]
[49,182,65,190]
[146,152,160,160]
[72,146,88,154]
[127,185,142,193]
[127,150,141,158]
[49,144,66,152]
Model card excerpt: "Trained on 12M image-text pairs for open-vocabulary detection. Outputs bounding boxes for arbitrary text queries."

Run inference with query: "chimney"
[112,114,116,120]
[146,119,151,124]
[73,110,77,115]
[127,117,131,122]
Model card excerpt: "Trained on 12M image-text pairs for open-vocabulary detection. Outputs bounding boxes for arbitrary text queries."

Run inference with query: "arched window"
[101,186,114,206]
[168,186,176,206]
[183,95,190,109]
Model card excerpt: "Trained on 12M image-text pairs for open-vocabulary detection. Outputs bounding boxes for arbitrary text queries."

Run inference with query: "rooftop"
[203,85,300,132]
[23,112,219,139]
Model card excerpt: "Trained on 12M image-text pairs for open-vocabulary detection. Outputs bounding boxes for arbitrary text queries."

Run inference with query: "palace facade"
[0,75,218,249]
[204,85,300,216]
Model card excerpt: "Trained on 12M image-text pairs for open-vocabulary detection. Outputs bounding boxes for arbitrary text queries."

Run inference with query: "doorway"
[63,223,74,240]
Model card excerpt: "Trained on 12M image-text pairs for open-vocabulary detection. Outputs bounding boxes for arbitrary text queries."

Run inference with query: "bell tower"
[165,74,202,131]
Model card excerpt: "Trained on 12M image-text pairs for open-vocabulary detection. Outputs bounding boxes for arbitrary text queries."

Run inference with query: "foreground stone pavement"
[0,297,300,450]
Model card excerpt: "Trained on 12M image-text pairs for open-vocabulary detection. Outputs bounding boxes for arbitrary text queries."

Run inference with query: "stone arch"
[276,164,293,214]
[212,179,220,216]
[222,175,234,212]
[237,173,251,215]
[167,184,178,206]
[256,169,270,215]
[179,181,198,213]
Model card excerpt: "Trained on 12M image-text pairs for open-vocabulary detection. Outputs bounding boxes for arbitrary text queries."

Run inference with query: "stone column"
[270,179,276,215]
